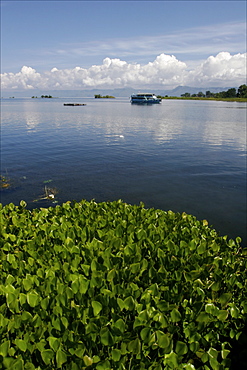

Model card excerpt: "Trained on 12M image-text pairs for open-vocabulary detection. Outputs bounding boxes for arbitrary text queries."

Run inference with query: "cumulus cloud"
[1,66,45,90]
[1,52,246,91]
[185,52,247,86]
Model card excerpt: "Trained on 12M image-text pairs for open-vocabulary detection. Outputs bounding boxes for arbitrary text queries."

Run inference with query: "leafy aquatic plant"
[0,200,246,369]
[0,175,12,190]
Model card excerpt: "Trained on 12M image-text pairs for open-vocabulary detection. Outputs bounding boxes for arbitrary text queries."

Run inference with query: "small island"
[32,95,56,99]
[41,95,53,98]
[94,94,115,99]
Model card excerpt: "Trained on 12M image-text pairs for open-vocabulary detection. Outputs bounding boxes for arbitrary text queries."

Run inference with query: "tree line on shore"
[180,84,247,99]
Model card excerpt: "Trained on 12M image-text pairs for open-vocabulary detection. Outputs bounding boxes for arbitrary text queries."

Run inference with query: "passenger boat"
[130,93,161,104]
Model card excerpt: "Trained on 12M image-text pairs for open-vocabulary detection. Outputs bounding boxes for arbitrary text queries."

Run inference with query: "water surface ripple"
[1,98,246,244]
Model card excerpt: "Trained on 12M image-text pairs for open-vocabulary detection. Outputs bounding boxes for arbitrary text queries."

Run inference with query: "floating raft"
[64,103,86,106]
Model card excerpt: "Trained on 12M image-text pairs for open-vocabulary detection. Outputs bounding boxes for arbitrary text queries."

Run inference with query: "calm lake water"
[1,97,246,245]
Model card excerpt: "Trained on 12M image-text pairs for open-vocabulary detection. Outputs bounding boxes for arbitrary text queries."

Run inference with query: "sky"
[1,0,246,91]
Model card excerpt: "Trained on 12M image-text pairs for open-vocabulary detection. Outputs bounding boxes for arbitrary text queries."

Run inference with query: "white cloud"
[185,52,247,86]
[1,52,246,91]
[1,66,45,90]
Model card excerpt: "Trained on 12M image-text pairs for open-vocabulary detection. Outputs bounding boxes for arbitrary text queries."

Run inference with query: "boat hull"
[131,99,161,104]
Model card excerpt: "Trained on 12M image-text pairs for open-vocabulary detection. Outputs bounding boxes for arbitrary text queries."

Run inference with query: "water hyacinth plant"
[0,175,12,190]
[0,199,246,369]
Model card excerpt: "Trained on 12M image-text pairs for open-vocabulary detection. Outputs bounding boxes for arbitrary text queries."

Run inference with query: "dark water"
[1,97,246,245]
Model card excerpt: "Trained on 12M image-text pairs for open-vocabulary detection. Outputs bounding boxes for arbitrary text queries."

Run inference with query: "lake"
[1,97,246,245]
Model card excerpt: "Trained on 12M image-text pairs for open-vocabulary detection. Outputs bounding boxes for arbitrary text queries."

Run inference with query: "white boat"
[130,93,161,104]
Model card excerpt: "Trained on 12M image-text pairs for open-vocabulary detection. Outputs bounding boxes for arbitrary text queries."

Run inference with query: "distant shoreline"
[1,96,246,102]
[160,97,247,102]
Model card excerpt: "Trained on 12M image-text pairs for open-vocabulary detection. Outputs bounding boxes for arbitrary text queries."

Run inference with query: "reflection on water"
[1,98,246,244]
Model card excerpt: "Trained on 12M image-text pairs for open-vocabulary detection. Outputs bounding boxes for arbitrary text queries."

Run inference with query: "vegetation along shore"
[158,84,247,102]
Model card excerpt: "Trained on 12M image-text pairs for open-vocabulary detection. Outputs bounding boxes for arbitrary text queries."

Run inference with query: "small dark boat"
[63,103,86,106]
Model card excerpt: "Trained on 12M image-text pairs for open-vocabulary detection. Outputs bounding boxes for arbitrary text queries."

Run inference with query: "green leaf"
[74,343,85,359]
[219,292,232,306]
[27,292,39,307]
[156,331,171,349]
[52,317,61,331]
[20,200,27,207]
[208,347,218,359]
[209,356,219,370]
[41,349,54,365]
[93,355,101,363]
[197,242,206,254]
[217,310,228,321]
[117,298,125,311]
[36,340,46,352]
[8,234,16,242]
[124,296,135,310]
[71,277,79,294]
[23,278,33,291]
[79,276,89,294]
[9,358,24,370]
[41,297,49,310]
[100,327,114,346]
[189,341,200,353]
[6,292,16,307]
[2,358,14,369]
[221,348,230,359]
[136,229,147,240]
[175,341,188,356]
[23,362,35,370]
[6,274,15,285]
[15,339,27,352]
[128,338,141,354]
[170,308,182,322]
[164,351,179,368]
[56,349,67,368]
[92,301,103,316]
[205,303,215,314]
[107,269,115,281]
[210,241,220,252]
[113,318,125,335]
[140,327,151,343]
[196,312,210,323]
[0,340,10,357]
[211,282,220,291]
[96,360,111,370]
[19,293,27,305]
[148,283,159,296]
[111,348,121,361]
[83,355,93,366]
[241,301,247,313]
[61,316,68,329]
[48,337,60,352]
[230,305,240,318]
[183,364,196,370]
[0,313,8,328]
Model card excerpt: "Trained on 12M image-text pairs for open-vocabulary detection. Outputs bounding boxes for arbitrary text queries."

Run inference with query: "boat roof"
[132,93,156,96]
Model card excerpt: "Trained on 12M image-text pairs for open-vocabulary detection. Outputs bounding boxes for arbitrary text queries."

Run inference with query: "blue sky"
[1,1,246,90]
